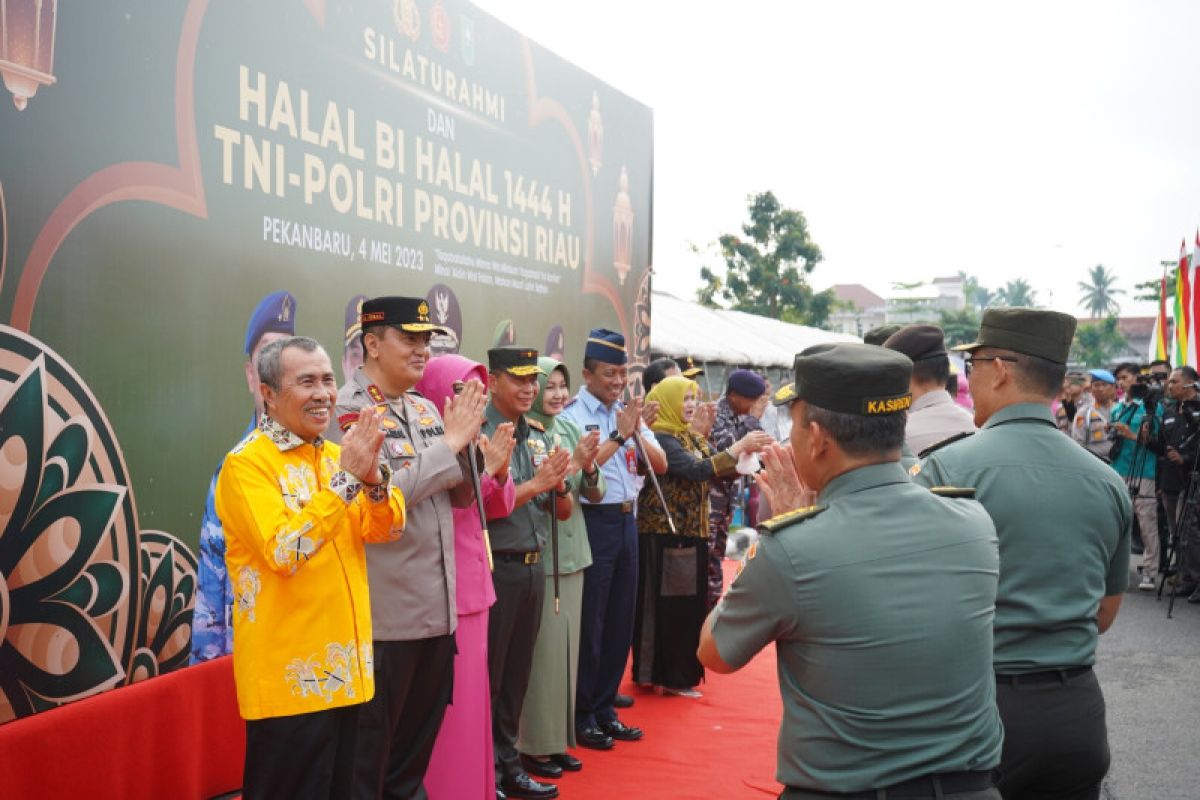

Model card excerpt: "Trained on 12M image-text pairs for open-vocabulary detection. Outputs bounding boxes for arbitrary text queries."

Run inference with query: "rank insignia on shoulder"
[917,431,974,459]
[337,412,360,432]
[367,384,387,405]
[909,462,922,476]
[928,486,976,498]
[527,417,545,432]
[757,504,827,534]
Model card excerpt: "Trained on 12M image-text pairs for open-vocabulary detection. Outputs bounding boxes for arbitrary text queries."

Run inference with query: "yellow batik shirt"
[216,416,406,720]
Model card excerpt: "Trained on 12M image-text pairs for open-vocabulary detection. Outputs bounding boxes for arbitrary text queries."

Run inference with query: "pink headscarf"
[416,354,490,416]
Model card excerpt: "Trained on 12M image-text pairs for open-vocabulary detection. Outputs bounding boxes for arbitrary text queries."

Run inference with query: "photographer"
[1109,363,1163,590]
[1153,367,1200,604]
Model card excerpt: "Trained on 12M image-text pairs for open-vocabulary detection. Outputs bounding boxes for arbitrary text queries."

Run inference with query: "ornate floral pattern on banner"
[284,641,360,703]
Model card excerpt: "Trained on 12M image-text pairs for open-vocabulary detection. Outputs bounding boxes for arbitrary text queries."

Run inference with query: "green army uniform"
[712,342,1003,798]
[914,307,1132,800]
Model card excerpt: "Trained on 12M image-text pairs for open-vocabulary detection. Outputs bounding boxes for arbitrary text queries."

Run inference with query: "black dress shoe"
[599,718,644,741]
[1189,588,1200,604]
[1173,582,1198,597]
[575,726,615,750]
[549,752,583,771]
[501,772,559,799]
[614,692,634,708]
[520,754,564,779]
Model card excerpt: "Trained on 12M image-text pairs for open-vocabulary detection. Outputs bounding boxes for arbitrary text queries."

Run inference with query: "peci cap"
[952,307,1076,365]
[361,296,450,334]
[585,328,628,366]
[676,355,704,378]
[488,346,544,377]
[863,323,903,346]
[244,290,297,354]
[772,342,913,416]
[882,324,948,362]
[344,294,368,345]
[727,369,767,399]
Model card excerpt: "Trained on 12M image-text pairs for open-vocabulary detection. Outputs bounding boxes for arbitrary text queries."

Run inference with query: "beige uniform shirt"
[331,367,471,640]
[905,390,977,456]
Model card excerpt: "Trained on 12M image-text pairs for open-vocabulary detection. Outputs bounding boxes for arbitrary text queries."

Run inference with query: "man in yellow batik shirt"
[216,336,406,800]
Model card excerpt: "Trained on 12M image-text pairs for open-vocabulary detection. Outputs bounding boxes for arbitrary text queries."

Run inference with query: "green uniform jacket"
[711,462,1003,792]
[914,402,1132,673]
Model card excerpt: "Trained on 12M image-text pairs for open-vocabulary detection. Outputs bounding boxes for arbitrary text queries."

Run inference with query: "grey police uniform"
[710,463,1004,795]
[332,366,470,800]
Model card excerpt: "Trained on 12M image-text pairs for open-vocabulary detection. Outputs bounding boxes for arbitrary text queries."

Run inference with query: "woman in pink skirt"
[420,355,516,800]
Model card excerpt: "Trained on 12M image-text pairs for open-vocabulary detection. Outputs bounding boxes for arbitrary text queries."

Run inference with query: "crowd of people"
[191,293,1151,800]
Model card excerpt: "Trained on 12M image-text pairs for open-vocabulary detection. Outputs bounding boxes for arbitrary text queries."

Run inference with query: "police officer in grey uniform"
[484,346,573,800]
[882,324,976,456]
[699,342,1004,800]
[914,308,1132,800]
[332,296,487,800]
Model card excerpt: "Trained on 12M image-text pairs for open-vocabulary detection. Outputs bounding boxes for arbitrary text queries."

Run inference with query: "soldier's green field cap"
[952,307,1077,365]
[488,345,545,377]
[863,323,903,346]
[772,342,913,416]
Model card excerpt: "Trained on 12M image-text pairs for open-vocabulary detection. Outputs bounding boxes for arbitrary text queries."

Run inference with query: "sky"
[474,0,1200,319]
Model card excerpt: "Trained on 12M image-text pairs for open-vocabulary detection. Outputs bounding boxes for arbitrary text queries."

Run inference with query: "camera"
[1179,398,1200,430]
[1128,373,1164,409]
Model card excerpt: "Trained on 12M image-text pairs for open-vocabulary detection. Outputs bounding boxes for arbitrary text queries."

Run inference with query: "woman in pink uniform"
[420,355,516,800]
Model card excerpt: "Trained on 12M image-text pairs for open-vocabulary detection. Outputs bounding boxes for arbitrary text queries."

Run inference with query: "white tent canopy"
[650,290,859,368]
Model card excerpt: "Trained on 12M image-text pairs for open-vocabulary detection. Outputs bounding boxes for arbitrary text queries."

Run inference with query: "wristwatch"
[608,430,627,446]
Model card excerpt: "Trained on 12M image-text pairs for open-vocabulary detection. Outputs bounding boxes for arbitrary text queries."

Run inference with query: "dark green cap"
[488,345,544,377]
[863,323,902,346]
[772,342,914,416]
[952,307,1076,365]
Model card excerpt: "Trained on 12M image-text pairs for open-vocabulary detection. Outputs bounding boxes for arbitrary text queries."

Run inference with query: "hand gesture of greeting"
[340,405,387,486]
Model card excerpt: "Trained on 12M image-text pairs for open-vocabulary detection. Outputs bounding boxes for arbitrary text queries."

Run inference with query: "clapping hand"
[572,429,601,474]
[481,422,516,480]
[536,446,572,493]
[443,379,486,452]
[641,400,660,429]
[616,397,642,439]
[340,405,386,486]
[690,402,717,437]
[755,443,813,516]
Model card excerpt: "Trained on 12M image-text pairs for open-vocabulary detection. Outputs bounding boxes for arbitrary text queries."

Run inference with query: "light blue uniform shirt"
[561,386,661,504]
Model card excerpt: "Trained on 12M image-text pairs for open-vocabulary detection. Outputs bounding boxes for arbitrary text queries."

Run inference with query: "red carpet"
[557,563,785,800]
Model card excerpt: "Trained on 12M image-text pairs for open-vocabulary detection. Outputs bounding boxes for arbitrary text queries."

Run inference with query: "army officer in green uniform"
[913,308,1131,800]
[698,342,1004,800]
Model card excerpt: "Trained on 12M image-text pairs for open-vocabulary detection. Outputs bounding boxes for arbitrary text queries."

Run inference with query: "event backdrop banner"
[0,0,652,722]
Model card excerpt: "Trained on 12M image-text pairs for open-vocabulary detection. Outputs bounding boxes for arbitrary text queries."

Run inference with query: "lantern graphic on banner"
[612,167,634,285]
[0,0,59,110]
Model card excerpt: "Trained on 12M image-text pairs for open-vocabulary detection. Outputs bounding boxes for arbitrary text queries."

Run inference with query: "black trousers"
[994,668,1110,800]
[1163,493,1200,584]
[352,635,456,800]
[244,704,359,800]
[488,557,545,782]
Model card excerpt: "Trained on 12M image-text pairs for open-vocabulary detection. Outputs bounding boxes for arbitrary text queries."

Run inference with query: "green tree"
[697,191,833,325]
[938,307,982,347]
[1134,261,1179,302]
[994,278,1038,308]
[957,271,995,311]
[1077,264,1124,317]
[1071,316,1128,367]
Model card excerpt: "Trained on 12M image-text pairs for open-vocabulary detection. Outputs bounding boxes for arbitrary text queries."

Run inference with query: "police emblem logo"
[279,294,293,323]
[380,417,399,430]
[402,442,415,456]
[418,301,430,320]
[419,416,435,426]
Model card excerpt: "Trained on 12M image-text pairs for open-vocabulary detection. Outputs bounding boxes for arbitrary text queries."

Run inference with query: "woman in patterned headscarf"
[634,376,770,697]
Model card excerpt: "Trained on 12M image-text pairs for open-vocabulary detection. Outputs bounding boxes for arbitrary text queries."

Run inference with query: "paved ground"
[1096,571,1199,799]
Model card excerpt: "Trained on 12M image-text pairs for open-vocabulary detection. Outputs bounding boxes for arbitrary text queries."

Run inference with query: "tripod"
[1159,428,1200,618]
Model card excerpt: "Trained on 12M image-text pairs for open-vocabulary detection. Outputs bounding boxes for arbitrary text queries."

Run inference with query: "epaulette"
[917,430,974,459]
[928,486,977,499]
[757,504,827,534]
[527,417,545,432]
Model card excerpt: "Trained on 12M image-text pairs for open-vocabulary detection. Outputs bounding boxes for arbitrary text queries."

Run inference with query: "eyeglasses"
[964,355,1019,376]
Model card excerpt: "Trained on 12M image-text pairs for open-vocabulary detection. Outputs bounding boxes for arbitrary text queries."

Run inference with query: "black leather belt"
[995,665,1091,686]
[492,550,541,565]
[785,770,992,799]
[584,500,634,513]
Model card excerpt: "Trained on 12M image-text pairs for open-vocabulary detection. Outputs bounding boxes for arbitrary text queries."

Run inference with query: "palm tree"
[1077,264,1124,317]
[994,278,1038,308]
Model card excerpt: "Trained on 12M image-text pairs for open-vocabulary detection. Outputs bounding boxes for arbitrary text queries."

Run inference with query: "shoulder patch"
[757,504,827,534]
[337,412,360,432]
[527,417,545,432]
[928,486,977,499]
[917,430,975,459]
